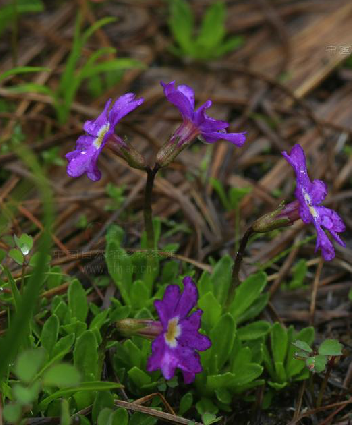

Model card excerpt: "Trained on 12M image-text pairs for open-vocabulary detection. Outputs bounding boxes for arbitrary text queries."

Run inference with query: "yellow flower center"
[303,191,318,219]
[93,123,110,149]
[165,317,181,348]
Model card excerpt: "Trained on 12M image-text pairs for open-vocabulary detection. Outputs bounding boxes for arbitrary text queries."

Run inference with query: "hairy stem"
[144,164,159,250]
[226,227,254,308]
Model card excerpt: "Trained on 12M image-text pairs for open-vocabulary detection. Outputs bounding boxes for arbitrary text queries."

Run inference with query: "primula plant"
[1,72,347,424]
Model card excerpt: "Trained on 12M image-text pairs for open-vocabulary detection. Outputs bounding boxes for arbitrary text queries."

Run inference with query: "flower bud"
[116,319,163,339]
[252,200,301,233]
[107,134,146,170]
[156,121,199,168]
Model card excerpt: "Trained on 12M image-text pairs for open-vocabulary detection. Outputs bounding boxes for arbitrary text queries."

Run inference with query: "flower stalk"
[144,164,159,251]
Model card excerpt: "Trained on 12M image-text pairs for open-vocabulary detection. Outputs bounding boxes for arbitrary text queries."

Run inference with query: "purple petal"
[161,81,194,120]
[177,85,195,110]
[180,330,211,351]
[201,131,246,146]
[282,144,311,188]
[309,180,327,204]
[198,116,229,133]
[109,93,144,127]
[83,99,111,136]
[174,276,198,319]
[181,309,202,332]
[147,336,179,380]
[66,139,101,181]
[75,134,93,150]
[154,285,180,325]
[315,206,346,249]
[193,100,212,127]
[316,206,346,234]
[314,224,335,261]
[176,345,203,374]
[147,335,166,372]
[295,188,313,224]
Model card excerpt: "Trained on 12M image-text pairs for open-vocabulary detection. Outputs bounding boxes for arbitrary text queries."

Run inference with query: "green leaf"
[230,272,267,321]
[271,323,287,365]
[123,339,142,368]
[90,309,109,331]
[106,226,131,305]
[215,387,231,404]
[3,403,22,423]
[288,259,307,289]
[169,0,194,54]
[128,366,152,387]
[130,280,150,310]
[292,340,312,353]
[52,333,75,359]
[14,234,33,255]
[202,412,221,425]
[318,339,342,356]
[198,292,222,329]
[8,83,54,97]
[61,399,70,425]
[268,381,287,390]
[211,255,233,306]
[13,382,40,405]
[0,66,47,83]
[80,59,143,79]
[62,319,87,338]
[210,178,230,210]
[312,355,327,373]
[198,271,212,298]
[273,361,286,384]
[41,314,59,356]
[43,363,81,388]
[74,330,98,381]
[3,266,21,311]
[234,364,263,387]
[39,382,123,410]
[228,187,251,209]
[286,326,315,379]
[68,280,88,322]
[196,397,218,416]
[179,392,193,415]
[109,408,128,425]
[9,248,24,265]
[207,372,236,390]
[92,391,114,423]
[209,314,236,371]
[197,2,225,51]
[216,35,244,57]
[98,408,113,425]
[237,321,271,341]
[14,348,46,383]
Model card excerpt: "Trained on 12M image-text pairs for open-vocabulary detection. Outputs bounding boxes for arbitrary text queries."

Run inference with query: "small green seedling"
[293,338,343,373]
[168,0,243,61]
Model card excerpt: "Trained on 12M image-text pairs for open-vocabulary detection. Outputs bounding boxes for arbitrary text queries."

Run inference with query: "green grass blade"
[0,144,53,382]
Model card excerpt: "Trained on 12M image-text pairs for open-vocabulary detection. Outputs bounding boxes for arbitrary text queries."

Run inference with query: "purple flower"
[147,276,211,384]
[282,144,346,260]
[161,81,246,146]
[66,94,143,181]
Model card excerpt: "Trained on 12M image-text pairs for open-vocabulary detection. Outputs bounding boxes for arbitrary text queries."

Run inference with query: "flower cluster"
[66,81,246,179]
[146,276,211,384]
